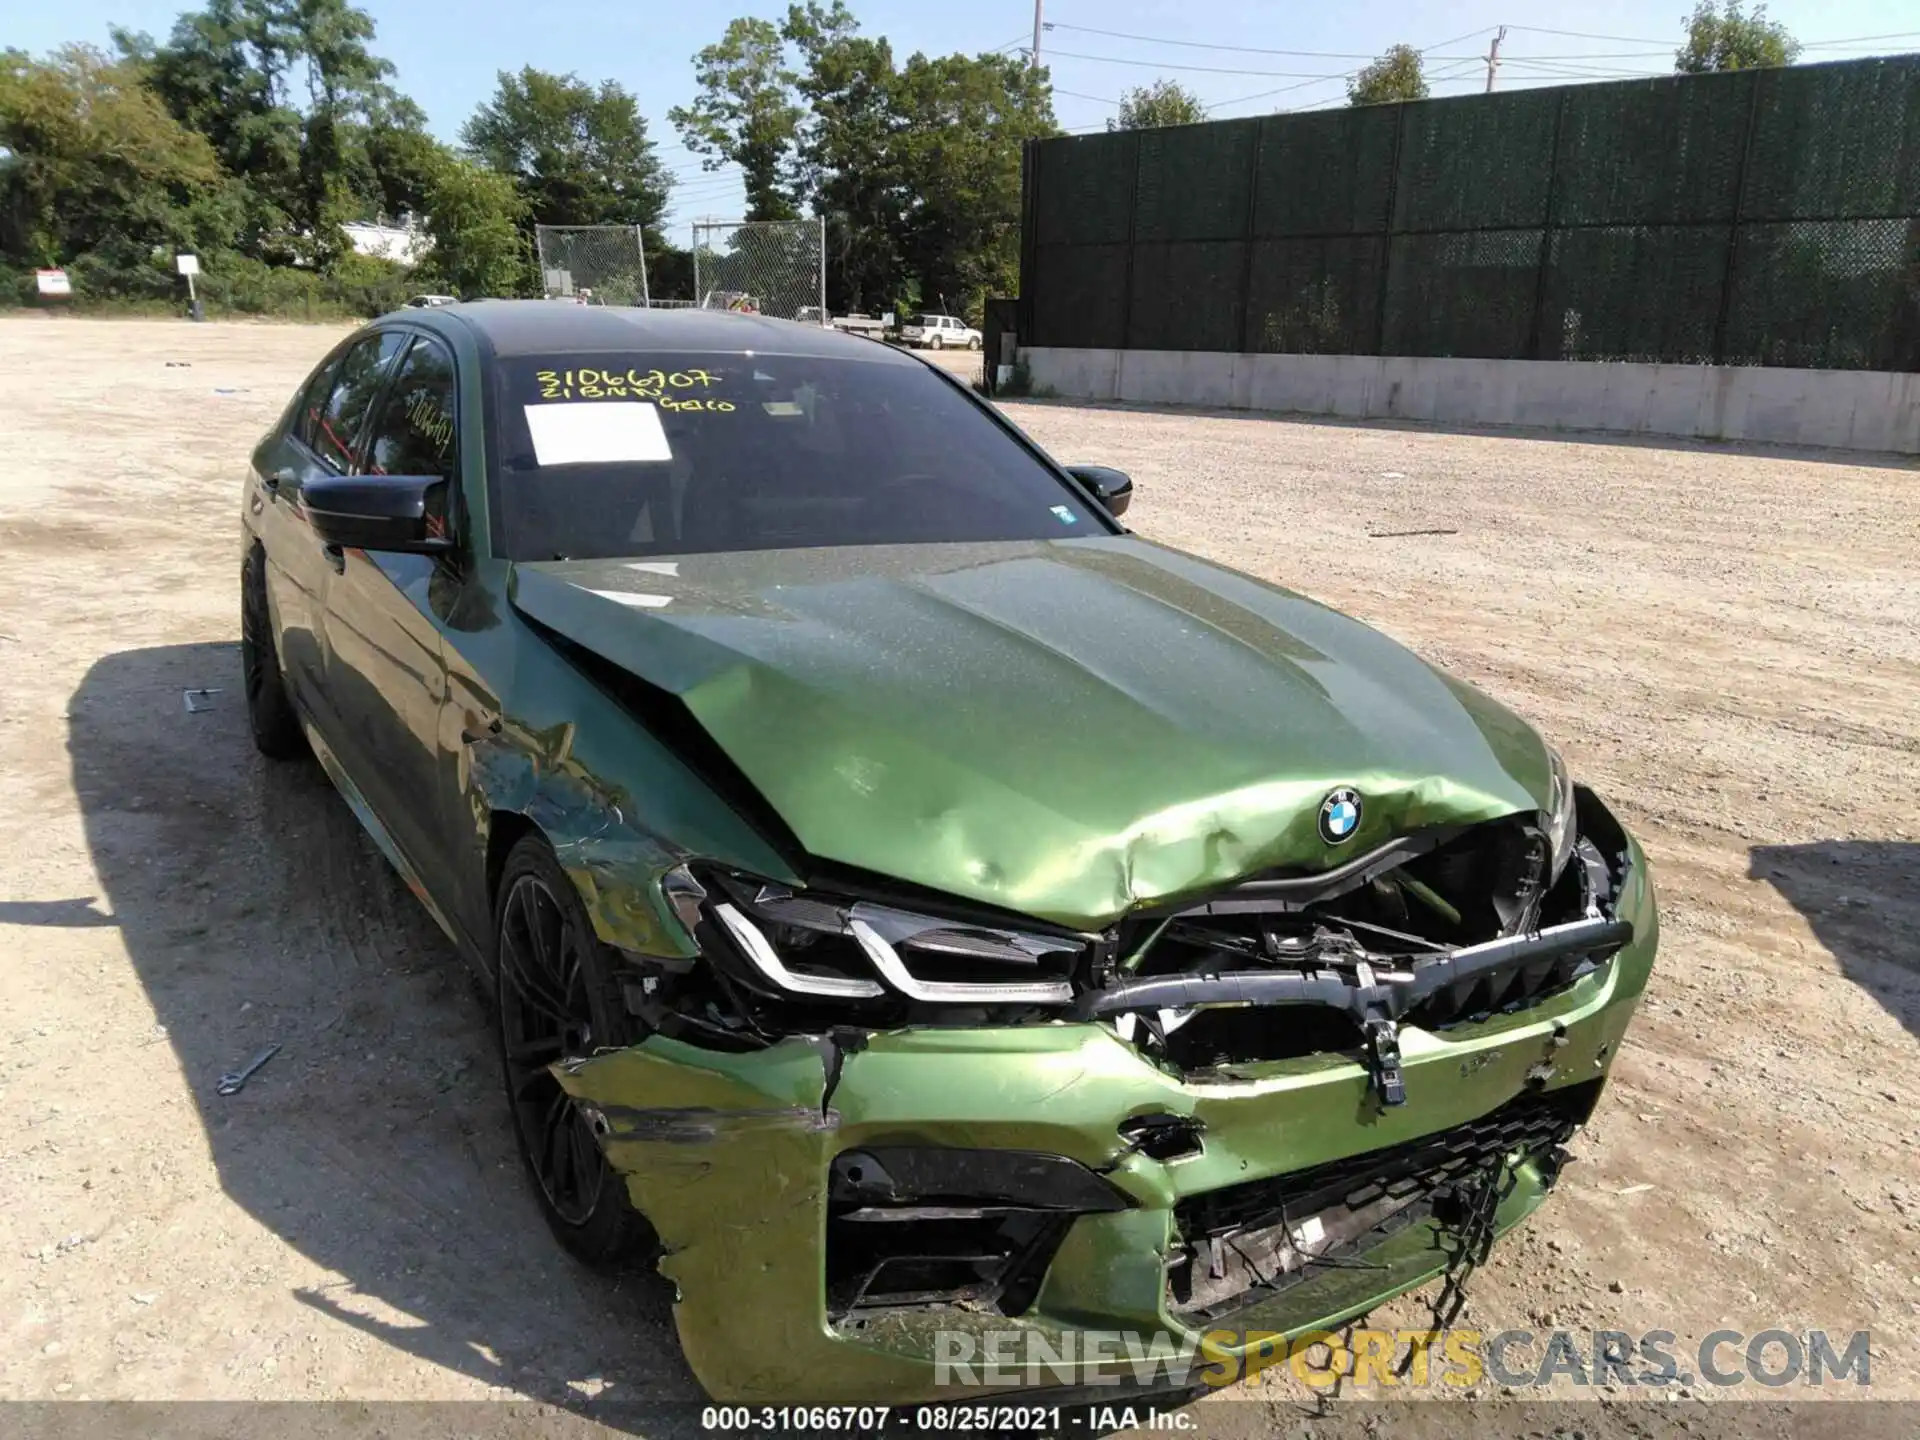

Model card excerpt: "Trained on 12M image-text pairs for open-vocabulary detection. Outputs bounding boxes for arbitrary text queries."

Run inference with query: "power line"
[1800,30,1920,48]
[664,175,743,192]
[1024,17,1918,93]
[1505,23,1672,46]
[1487,49,1675,59]
[661,158,738,177]
[1043,21,1383,60]
[1054,87,1121,106]
[1044,48,1357,78]
[1505,60,1674,80]
[672,182,746,198]
[1204,72,1355,111]
[1204,26,1499,112]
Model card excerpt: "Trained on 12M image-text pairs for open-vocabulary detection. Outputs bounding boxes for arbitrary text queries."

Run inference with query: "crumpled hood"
[509,538,1553,930]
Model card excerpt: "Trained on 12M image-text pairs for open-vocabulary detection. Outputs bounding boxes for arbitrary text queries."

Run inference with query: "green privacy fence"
[1018,55,1920,371]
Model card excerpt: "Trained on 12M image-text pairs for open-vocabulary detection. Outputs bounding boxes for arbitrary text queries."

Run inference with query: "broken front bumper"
[555,833,1656,1404]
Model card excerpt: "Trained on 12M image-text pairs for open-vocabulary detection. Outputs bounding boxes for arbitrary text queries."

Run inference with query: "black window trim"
[352,325,469,566]
[290,340,353,459]
[290,328,408,477]
[912,350,1129,537]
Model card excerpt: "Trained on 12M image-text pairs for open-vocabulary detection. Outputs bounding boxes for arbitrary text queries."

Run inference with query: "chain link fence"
[1021,54,1920,371]
[691,219,826,320]
[534,226,650,306]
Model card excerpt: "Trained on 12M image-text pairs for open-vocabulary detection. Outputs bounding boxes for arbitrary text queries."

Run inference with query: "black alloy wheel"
[494,836,654,1266]
[240,548,305,759]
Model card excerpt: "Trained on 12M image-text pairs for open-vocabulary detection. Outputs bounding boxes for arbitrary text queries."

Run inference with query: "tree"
[1675,1,1801,73]
[670,17,803,220]
[418,155,527,299]
[363,93,444,221]
[118,3,304,254]
[891,50,1056,320]
[284,0,395,257]
[125,0,406,263]
[1348,45,1427,105]
[0,44,228,266]
[679,4,1059,318]
[785,2,904,313]
[1110,79,1205,131]
[462,67,670,231]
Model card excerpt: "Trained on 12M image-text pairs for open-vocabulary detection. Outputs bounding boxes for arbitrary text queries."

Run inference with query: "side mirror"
[303,473,451,554]
[1066,465,1134,518]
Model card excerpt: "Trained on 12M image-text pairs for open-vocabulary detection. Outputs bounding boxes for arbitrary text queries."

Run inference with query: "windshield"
[489,352,1106,560]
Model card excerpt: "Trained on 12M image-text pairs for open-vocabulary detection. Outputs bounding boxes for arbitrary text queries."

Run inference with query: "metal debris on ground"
[216,1042,281,1096]
[1368,527,1460,538]
[182,688,221,713]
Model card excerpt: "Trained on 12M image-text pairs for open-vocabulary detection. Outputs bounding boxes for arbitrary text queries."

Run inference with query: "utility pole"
[1484,25,1507,93]
[1031,0,1044,71]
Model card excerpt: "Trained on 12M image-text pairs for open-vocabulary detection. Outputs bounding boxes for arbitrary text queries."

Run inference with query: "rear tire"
[494,834,657,1271]
[240,547,306,760]
[929,333,944,350]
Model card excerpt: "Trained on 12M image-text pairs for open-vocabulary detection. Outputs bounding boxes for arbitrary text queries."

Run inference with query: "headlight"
[1545,747,1578,882]
[663,867,1081,1006]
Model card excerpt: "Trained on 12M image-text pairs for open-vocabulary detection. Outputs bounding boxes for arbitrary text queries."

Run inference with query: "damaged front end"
[552,787,1656,1404]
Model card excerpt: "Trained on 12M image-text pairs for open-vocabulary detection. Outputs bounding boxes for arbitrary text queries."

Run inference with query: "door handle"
[322,543,345,574]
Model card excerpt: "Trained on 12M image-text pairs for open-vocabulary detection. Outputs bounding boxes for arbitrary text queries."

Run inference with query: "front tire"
[494,834,656,1270]
[967,335,982,351]
[240,547,305,760]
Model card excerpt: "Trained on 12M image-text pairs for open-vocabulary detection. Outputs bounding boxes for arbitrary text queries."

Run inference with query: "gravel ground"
[0,318,1914,1424]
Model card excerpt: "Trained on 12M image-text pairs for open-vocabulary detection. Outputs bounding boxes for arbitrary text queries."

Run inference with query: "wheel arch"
[477,804,697,972]
[484,808,541,934]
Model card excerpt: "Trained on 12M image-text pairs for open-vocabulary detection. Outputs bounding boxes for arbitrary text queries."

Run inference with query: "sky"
[16,0,1920,233]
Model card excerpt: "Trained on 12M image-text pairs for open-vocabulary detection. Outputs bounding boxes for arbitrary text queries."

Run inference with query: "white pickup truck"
[795,307,891,339]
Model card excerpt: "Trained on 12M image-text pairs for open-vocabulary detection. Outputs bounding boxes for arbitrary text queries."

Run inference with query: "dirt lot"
[1,318,1915,1419]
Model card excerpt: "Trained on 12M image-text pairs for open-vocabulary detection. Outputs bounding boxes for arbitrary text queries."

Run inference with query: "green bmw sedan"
[238,300,1657,1403]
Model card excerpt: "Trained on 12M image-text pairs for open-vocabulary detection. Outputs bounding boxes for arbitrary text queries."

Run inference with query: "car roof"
[436,300,919,363]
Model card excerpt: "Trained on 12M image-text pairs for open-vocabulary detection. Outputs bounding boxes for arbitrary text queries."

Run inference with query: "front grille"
[1168,1081,1601,1324]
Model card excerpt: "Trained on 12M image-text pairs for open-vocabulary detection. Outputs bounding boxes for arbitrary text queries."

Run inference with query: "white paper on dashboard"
[525,401,671,466]
[586,588,673,608]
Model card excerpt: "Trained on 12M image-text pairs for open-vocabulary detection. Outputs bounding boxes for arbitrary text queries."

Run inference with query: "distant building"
[342,221,426,267]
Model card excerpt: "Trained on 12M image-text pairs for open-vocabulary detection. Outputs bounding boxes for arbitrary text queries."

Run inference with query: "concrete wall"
[1022,349,1920,455]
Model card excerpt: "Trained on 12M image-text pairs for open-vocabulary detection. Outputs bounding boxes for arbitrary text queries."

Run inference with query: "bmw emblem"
[1319,788,1363,845]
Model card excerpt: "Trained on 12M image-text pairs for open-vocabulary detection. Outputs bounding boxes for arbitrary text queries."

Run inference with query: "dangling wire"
[1396,1156,1519,1377]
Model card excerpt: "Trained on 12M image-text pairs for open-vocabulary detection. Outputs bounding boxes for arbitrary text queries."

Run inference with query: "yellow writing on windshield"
[535,367,719,402]
[405,392,454,458]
